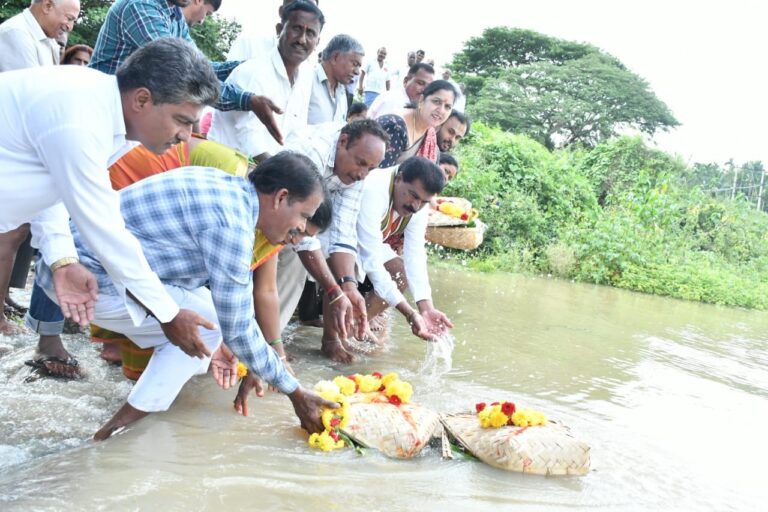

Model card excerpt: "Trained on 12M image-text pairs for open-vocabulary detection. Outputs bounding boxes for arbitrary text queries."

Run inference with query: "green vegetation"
[438,124,768,309]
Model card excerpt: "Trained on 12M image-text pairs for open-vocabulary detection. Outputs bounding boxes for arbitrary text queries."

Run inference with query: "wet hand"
[327,292,353,340]
[211,343,238,390]
[249,95,284,145]
[288,387,339,434]
[52,262,98,327]
[345,288,368,340]
[160,309,216,358]
[234,373,265,417]
[420,308,454,336]
[408,312,435,341]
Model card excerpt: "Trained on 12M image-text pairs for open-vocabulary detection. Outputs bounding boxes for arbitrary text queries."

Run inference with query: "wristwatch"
[338,275,357,286]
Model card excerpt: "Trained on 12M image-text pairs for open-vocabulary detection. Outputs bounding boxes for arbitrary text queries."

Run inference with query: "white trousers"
[93,285,222,412]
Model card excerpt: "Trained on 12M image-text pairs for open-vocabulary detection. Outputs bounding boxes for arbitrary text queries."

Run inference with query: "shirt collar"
[22,8,51,43]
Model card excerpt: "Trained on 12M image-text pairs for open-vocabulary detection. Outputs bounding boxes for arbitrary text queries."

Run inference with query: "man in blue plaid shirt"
[37,153,338,440]
[90,0,287,144]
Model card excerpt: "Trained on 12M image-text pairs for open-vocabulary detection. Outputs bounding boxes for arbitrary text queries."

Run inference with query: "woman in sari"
[377,80,457,167]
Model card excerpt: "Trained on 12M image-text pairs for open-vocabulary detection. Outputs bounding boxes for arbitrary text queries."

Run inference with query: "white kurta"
[356,166,432,307]
[0,9,59,71]
[0,65,179,324]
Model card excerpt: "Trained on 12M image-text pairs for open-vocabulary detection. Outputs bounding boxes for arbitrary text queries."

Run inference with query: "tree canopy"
[449,27,678,149]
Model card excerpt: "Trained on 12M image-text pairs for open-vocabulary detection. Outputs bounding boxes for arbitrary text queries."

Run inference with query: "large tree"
[0,0,240,59]
[449,27,678,149]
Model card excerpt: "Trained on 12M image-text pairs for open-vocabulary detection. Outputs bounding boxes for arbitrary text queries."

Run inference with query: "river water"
[1,267,766,511]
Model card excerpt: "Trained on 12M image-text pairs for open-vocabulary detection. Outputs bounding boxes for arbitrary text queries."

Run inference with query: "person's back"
[90,0,190,74]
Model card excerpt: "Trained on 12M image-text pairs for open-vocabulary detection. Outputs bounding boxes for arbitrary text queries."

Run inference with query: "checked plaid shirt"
[90,0,251,112]
[38,167,298,394]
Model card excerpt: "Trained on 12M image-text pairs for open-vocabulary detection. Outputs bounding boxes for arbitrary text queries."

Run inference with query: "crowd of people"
[0,0,471,441]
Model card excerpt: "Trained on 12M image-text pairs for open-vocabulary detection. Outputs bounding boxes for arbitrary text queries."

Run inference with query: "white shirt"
[368,86,410,119]
[284,122,362,256]
[362,60,390,93]
[227,31,274,61]
[356,166,431,307]
[307,63,348,125]
[0,8,60,71]
[0,66,180,324]
[208,44,312,157]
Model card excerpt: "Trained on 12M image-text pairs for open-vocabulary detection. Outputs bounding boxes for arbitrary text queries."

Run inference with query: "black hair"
[308,196,332,232]
[281,0,325,28]
[438,152,459,170]
[406,79,457,109]
[447,110,471,138]
[249,151,325,203]
[347,102,368,118]
[341,119,390,148]
[406,62,434,77]
[399,156,445,195]
[204,0,222,9]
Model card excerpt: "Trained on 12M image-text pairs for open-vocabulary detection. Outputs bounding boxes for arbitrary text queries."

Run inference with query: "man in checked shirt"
[35,152,339,440]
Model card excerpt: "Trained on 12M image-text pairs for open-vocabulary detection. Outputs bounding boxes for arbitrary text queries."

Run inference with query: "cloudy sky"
[219,0,766,166]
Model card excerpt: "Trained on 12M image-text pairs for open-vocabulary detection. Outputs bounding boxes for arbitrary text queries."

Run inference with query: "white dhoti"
[275,247,309,331]
[88,285,222,412]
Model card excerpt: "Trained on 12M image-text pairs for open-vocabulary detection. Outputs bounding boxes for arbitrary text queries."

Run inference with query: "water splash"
[418,332,455,382]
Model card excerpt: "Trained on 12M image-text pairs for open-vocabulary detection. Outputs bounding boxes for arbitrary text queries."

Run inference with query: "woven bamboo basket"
[341,394,440,458]
[441,413,590,475]
[426,220,486,251]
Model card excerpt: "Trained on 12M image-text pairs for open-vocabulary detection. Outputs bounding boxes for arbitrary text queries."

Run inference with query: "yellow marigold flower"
[236,362,248,379]
[384,379,413,403]
[333,376,357,396]
[480,416,492,428]
[381,372,399,386]
[358,374,382,393]
[314,380,341,401]
[489,409,509,428]
[321,408,335,431]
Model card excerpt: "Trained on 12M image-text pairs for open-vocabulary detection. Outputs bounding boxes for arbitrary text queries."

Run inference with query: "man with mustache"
[368,62,435,120]
[436,110,471,153]
[354,157,454,347]
[208,0,323,162]
[308,34,364,124]
[1,39,223,376]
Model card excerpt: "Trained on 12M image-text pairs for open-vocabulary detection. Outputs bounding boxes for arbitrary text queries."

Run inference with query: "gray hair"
[116,38,219,107]
[322,34,364,61]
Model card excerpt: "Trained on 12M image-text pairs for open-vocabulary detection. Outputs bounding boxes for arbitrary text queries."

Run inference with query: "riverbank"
[444,125,768,310]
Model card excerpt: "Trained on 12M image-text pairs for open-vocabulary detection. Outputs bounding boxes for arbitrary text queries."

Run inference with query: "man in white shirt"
[208,0,323,162]
[0,0,80,337]
[0,0,79,71]
[0,38,221,365]
[227,0,319,61]
[368,62,435,120]
[358,46,390,107]
[308,34,363,125]
[356,157,453,343]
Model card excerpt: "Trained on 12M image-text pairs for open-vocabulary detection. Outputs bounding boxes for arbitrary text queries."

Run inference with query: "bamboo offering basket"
[440,413,591,475]
[341,394,440,459]
[426,197,486,251]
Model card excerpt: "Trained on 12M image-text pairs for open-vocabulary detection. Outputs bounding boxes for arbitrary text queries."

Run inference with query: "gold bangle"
[50,257,79,273]
[328,292,345,306]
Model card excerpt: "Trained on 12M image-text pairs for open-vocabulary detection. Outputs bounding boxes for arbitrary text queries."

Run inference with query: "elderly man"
[0,39,221,372]
[0,0,80,336]
[181,0,219,26]
[436,110,471,153]
[209,0,324,162]
[308,34,364,124]
[34,153,337,440]
[368,62,435,120]
[355,157,453,345]
[90,0,284,144]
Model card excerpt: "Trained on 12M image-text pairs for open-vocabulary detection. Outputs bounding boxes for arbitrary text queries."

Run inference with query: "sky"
[219,0,766,167]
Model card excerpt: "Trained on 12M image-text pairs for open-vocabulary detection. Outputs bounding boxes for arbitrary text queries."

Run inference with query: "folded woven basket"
[441,413,591,475]
[341,395,440,458]
[426,220,486,251]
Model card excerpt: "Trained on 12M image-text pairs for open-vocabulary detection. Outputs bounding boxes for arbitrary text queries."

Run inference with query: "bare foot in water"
[100,342,122,364]
[368,312,389,332]
[321,338,354,363]
[0,315,26,336]
[94,403,149,441]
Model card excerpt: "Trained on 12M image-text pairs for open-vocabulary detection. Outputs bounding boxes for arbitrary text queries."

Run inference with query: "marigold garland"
[475,401,547,428]
[308,371,413,452]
